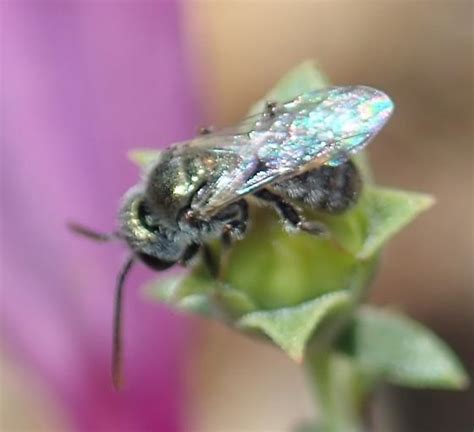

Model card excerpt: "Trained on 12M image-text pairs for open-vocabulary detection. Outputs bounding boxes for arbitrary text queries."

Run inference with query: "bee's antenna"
[67,221,119,242]
[112,255,135,390]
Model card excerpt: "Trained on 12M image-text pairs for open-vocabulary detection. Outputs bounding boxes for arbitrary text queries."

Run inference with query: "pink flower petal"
[2,2,200,431]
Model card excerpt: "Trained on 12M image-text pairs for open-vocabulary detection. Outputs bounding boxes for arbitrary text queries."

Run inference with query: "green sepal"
[145,272,258,319]
[247,60,330,116]
[222,184,432,310]
[338,306,469,389]
[237,291,351,362]
[356,187,435,260]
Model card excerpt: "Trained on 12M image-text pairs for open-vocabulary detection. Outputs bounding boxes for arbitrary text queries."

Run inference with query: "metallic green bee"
[71,85,394,387]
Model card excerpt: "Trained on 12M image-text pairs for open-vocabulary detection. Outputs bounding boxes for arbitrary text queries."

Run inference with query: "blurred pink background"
[1,1,473,431]
[2,2,197,431]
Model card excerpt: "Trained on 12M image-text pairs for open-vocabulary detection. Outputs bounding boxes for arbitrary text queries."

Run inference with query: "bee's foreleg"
[180,243,218,277]
[201,245,218,278]
[214,200,249,279]
[216,200,249,242]
[254,189,328,237]
[180,243,201,265]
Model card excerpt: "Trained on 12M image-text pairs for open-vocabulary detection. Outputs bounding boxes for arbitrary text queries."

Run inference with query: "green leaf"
[237,291,351,362]
[247,60,329,116]
[128,148,162,169]
[145,272,257,318]
[145,273,212,316]
[306,185,434,261]
[215,285,258,316]
[225,211,360,309]
[305,352,367,432]
[145,274,185,302]
[342,306,469,389]
[357,187,435,259]
[226,185,425,309]
[177,294,212,316]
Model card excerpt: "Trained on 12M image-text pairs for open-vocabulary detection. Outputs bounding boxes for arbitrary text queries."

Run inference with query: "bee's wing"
[190,86,394,215]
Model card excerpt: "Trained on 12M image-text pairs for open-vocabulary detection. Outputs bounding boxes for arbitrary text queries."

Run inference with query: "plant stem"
[305,351,367,432]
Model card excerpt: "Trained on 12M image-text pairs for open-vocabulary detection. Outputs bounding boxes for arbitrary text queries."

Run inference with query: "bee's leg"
[254,189,328,236]
[180,243,218,277]
[180,243,201,265]
[216,200,249,241]
[201,245,218,278]
[217,225,238,281]
[215,200,249,279]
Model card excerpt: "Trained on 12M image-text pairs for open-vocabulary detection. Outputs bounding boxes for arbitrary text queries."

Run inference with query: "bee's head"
[68,185,185,390]
[118,186,188,269]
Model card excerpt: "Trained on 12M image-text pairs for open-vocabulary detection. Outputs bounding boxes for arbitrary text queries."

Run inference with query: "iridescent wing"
[187,86,394,215]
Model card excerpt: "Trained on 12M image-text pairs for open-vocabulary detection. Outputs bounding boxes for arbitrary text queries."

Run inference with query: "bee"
[70,85,394,388]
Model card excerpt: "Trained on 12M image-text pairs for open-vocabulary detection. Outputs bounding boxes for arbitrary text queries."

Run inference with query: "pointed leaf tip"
[247,60,330,116]
[344,306,469,389]
[357,187,435,259]
[238,291,351,362]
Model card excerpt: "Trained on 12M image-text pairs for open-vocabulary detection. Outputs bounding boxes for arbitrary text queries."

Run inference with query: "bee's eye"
[137,201,158,232]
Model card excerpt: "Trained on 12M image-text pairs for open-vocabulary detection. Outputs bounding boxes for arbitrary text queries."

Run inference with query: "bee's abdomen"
[271,160,362,214]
